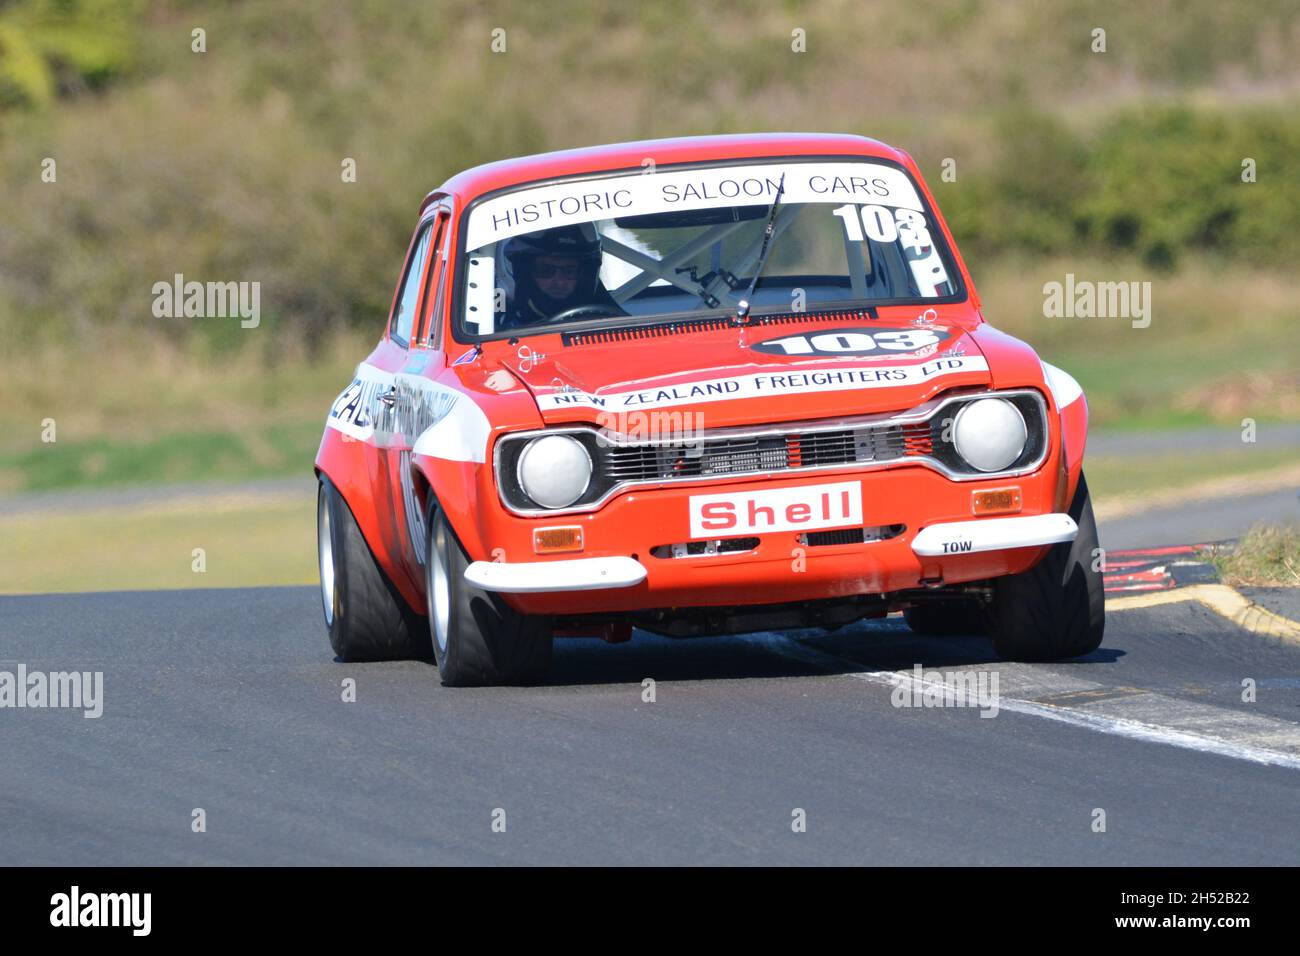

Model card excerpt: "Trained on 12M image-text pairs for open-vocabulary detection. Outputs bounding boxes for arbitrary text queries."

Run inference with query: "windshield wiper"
[733,171,786,325]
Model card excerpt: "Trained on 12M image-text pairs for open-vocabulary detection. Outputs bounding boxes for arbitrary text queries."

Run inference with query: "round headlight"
[516,435,592,509]
[952,398,1027,473]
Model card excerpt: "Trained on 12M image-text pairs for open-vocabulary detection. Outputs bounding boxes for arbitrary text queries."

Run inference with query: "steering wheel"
[545,304,620,324]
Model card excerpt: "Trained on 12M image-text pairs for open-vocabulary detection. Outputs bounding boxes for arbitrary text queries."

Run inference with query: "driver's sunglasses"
[533,263,579,279]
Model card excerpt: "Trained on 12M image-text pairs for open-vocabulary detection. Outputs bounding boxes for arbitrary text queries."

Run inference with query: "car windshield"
[456,159,962,339]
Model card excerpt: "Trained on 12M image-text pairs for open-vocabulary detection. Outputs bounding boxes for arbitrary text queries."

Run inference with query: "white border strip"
[743,633,1300,771]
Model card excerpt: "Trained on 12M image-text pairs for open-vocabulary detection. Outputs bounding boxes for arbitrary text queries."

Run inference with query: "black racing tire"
[987,473,1105,662]
[317,477,431,662]
[426,505,553,687]
[904,600,988,637]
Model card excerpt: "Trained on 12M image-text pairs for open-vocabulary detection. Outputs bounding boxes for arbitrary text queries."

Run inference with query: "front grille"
[605,436,791,480]
[803,527,866,547]
[800,524,906,547]
[602,419,933,481]
[650,537,760,558]
[494,389,1048,515]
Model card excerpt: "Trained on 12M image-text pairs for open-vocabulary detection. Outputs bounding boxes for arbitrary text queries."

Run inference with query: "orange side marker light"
[533,526,584,554]
[973,487,1022,516]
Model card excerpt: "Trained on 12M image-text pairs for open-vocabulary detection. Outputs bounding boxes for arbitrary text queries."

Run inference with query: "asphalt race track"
[2,585,1299,865]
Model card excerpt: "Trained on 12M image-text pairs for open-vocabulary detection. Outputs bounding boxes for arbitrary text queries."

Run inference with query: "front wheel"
[317,477,430,662]
[426,506,553,687]
[987,473,1105,662]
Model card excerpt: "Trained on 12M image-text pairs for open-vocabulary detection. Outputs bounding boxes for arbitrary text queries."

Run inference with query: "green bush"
[936,104,1300,271]
[2,0,1299,352]
[0,0,139,110]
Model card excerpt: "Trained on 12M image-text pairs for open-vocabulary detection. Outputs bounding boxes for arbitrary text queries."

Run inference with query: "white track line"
[743,633,1300,771]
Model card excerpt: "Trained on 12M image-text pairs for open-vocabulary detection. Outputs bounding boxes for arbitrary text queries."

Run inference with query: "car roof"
[423,132,909,212]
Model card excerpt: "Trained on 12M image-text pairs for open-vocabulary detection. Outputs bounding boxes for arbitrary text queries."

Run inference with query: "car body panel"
[496,314,992,429]
[316,133,1086,620]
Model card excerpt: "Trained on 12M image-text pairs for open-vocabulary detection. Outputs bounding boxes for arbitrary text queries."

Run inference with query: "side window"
[390,222,434,347]
[419,212,452,349]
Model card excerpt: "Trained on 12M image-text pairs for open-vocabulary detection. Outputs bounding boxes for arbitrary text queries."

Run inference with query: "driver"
[502,225,625,328]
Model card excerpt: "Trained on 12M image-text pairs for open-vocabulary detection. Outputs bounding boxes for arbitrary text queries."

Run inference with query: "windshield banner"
[466,161,924,249]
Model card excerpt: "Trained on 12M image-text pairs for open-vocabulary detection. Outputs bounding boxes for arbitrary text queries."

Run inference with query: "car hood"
[490,312,1002,429]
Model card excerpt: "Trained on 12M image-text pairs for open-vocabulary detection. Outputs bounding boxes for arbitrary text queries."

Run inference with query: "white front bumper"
[464,516,1075,592]
[911,513,1078,557]
[464,556,647,593]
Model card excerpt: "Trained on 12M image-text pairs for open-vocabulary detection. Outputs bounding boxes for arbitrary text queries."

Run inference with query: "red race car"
[315,133,1103,686]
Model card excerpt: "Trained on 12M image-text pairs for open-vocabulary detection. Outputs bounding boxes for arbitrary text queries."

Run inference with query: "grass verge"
[0,494,317,595]
[0,421,323,494]
[1085,447,1300,505]
[1201,524,1300,587]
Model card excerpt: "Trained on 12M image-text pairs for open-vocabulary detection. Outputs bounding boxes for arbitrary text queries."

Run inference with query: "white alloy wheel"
[427,516,451,654]
[317,486,336,626]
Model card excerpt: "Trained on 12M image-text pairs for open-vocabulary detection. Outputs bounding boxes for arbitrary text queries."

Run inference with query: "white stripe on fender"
[911,513,1077,556]
[1040,361,1083,408]
[324,362,490,463]
[409,384,491,463]
[324,362,392,443]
